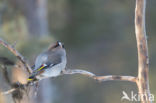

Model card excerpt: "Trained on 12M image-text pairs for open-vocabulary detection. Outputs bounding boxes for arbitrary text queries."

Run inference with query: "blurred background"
[0,0,155,103]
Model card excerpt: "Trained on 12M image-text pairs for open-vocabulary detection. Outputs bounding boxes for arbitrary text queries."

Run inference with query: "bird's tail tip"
[27,78,33,81]
[27,75,35,81]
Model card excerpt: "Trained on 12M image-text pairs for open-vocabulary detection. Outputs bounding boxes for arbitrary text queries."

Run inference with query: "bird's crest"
[48,41,63,51]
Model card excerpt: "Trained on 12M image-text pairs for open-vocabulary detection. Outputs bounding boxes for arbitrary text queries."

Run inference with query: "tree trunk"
[13,0,49,37]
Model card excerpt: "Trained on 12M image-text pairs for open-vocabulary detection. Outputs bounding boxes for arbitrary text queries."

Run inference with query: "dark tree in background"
[12,0,49,37]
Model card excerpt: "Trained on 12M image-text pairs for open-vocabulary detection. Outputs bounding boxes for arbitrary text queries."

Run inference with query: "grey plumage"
[28,41,67,81]
[34,48,65,70]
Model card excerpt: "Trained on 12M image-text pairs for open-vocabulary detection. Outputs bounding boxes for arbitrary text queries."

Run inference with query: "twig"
[63,69,95,77]
[1,88,16,95]
[63,69,137,82]
[0,38,32,74]
[94,75,137,82]
[135,0,151,103]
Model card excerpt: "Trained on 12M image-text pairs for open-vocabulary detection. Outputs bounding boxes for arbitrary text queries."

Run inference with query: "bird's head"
[48,41,64,51]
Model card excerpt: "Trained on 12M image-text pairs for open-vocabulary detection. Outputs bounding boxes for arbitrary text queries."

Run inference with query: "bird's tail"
[27,75,36,81]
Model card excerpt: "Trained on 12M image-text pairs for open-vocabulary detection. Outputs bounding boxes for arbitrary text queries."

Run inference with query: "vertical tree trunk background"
[12,0,49,37]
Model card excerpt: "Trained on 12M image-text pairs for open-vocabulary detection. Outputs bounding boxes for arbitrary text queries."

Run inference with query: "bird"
[28,41,67,81]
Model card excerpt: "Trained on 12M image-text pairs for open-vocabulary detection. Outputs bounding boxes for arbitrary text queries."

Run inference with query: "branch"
[1,69,137,95]
[1,88,16,95]
[63,69,137,82]
[135,0,151,103]
[0,38,32,74]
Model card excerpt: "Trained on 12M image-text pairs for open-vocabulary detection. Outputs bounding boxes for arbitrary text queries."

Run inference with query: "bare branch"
[63,69,95,77]
[63,69,137,82]
[1,88,16,95]
[1,69,137,95]
[94,75,137,82]
[0,38,32,74]
[135,0,151,103]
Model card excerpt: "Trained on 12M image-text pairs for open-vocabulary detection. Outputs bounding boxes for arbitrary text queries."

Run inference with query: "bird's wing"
[28,65,49,81]
[31,53,62,74]
[28,51,63,80]
[28,62,57,81]
[47,51,62,65]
